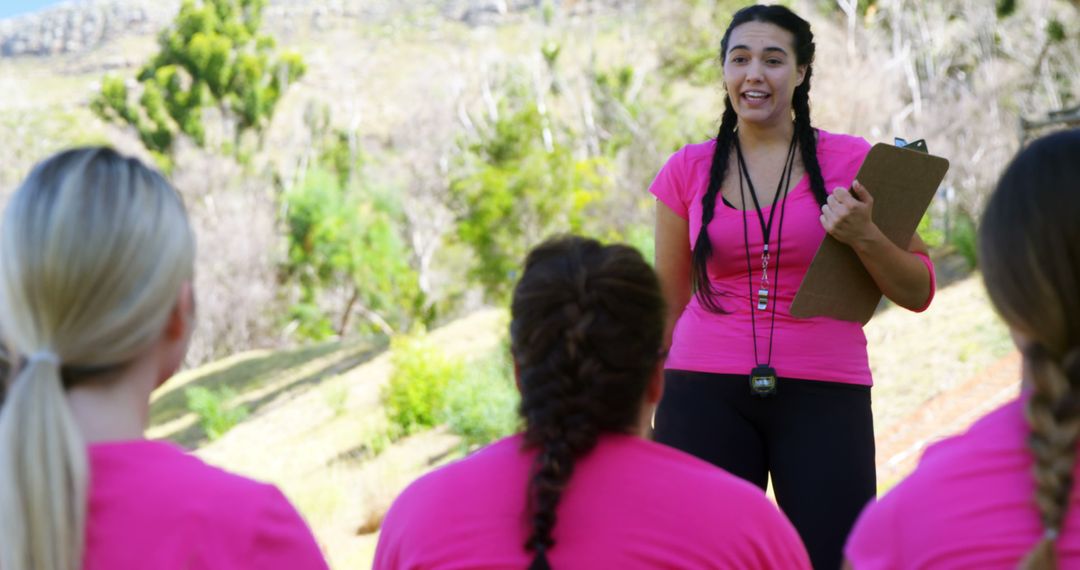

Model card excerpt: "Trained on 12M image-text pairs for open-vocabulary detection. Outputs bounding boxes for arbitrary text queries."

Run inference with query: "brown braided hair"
[511,235,665,569]
[692,5,827,312]
[979,129,1080,569]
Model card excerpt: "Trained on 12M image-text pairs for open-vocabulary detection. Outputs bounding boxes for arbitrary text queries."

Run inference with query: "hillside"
[144,272,1017,568]
[1,0,1069,567]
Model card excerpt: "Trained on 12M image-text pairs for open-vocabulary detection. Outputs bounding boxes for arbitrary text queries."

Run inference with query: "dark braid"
[792,67,827,206]
[979,129,1080,569]
[691,97,738,313]
[692,4,826,312]
[511,236,665,569]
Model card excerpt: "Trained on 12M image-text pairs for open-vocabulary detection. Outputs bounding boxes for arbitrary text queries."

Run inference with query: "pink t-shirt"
[84,439,328,570]
[846,396,1080,568]
[374,433,811,569]
[650,130,935,385]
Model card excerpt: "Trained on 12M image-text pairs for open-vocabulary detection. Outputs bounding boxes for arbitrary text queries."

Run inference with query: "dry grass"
[150,275,1017,568]
[866,273,1014,435]
[151,308,506,568]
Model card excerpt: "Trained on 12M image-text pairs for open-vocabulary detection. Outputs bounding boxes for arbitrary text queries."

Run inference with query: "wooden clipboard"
[790,143,949,324]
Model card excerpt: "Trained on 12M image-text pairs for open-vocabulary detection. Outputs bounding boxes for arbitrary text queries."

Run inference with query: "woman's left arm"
[820,180,932,311]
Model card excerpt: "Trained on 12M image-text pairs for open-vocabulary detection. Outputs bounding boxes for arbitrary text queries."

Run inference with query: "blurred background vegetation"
[1,0,1077,566]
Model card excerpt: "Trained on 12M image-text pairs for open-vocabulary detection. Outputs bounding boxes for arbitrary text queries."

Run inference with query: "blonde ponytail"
[0,147,194,570]
[0,358,88,570]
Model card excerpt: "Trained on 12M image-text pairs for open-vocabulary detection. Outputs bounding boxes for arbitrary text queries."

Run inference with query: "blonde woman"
[0,148,328,570]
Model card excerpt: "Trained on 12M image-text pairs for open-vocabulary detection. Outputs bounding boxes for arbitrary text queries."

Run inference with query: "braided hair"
[692,5,827,312]
[511,236,665,569]
[979,129,1080,569]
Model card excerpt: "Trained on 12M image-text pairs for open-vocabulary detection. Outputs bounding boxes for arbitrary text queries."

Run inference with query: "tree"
[283,154,427,340]
[450,73,611,302]
[91,0,305,167]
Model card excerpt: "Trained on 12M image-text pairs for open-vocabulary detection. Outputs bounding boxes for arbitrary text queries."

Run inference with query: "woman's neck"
[65,358,157,444]
[736,118,796,150]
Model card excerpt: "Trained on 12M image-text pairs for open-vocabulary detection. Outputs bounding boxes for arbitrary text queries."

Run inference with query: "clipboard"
[789,141,949,324]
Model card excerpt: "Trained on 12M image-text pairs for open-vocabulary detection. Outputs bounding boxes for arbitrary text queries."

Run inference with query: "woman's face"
[722,21,807,128]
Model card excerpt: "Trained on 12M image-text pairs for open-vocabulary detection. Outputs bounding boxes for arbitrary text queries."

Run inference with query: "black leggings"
[653,370,875,570]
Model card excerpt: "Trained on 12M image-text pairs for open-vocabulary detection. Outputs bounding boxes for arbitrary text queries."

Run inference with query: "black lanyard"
[735,134,796,248]
[736,131,797,368]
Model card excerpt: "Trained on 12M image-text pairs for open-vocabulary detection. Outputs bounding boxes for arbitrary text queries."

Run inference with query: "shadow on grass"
[150,338,387,448]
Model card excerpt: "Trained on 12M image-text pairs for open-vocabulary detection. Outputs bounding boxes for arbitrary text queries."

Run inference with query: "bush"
[443,345,520,447]
[185,386,249,440]
[916,211,945,249]
[382,332,464,436]
[283,166,425,341]
[951,212,979,270]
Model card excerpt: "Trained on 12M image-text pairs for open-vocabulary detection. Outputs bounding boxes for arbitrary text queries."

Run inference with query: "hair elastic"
[25,350,60,366]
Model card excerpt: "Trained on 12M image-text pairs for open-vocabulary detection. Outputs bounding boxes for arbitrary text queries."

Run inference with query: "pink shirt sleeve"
[248,485,329,570]
[648,147,690,220]
[845,494,902,570]
[910,250,936,312]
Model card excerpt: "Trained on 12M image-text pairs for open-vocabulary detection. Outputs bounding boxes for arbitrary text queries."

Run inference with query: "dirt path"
[874,350,1021,488]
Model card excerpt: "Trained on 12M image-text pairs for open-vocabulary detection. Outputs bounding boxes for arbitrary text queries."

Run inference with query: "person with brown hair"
[374,235,811,569]
[650,4,935,569]
[845,129,1080,568]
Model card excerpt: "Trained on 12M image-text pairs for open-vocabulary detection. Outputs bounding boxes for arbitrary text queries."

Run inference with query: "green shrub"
[917,211,945,249]
[443,345,520,447]
[382,332,464,435]
[283,166,425,341]
[322,383,349,417]
[185,386,249,440]
[951,212,979,270]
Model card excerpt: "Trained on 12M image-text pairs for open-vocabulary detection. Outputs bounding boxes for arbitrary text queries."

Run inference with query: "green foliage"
[622,223,656,265]
[382,332,465,435]
[917,211,945,249]
[589,64,643,156]
[996,0,1018,19]
[657,0,767,86]
[1046,19,1065,44]
[283,164,425,340]
[91,0,305,161]
[951,212,979,270]
[450,81,611,301]
[362,422,402,457]
[185,385,249,440]
[379,333,519,447]
[442,344,520,447]
[322,383,349,417]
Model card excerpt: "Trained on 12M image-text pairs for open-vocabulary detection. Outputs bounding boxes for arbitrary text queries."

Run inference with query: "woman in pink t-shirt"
[375,236,811,569]
[845,130,1080,569]
[650,5,935,569]
[0,148,328,570]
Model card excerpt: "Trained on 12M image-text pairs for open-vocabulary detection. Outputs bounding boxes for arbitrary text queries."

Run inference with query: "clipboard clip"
[894,137,929,153]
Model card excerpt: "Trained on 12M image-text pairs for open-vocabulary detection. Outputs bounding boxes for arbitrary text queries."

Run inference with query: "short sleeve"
[248,485,329,569]
[910,250,936,312]
[648,147,690,220]
[845,493,902,570]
